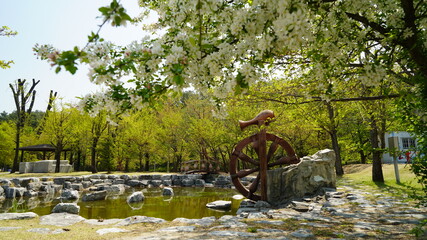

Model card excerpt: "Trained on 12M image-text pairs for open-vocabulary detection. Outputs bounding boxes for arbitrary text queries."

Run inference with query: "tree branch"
[345,12,389,36]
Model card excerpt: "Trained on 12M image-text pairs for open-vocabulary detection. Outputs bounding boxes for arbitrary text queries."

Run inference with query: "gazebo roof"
[17,144,70,152]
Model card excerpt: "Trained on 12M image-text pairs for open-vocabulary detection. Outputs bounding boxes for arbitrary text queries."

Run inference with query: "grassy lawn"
[341,163,424,199]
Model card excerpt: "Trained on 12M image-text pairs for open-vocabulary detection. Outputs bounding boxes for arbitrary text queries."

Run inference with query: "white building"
[382,131,417,163]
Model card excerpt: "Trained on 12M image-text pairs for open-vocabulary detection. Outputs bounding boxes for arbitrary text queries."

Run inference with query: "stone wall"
[266,149,336,205]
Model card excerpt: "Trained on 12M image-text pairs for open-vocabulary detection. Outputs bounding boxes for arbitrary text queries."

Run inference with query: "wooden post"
[259,128,268,201]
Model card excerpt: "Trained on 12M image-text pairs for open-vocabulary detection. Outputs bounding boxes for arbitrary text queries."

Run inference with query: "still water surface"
[2,187,241,221]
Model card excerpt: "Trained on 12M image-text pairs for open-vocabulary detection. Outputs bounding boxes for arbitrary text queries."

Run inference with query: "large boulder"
[61,189,80,200]
[127,192,145,203]
[266,149,336,205]
[82,190,107,201]
[52,203,80,214]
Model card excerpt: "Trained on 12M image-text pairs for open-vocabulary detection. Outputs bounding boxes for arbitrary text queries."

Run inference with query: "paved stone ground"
[0,179,426,239]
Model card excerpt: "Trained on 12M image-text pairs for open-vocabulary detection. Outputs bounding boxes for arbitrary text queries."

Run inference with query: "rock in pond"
[206,200,232,210]
[162,187,174,196]
[127,191,145,203]
[52,203,80,214]
[82,190,107,201]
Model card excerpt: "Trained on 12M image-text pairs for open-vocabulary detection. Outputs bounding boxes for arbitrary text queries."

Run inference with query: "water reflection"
[0,187,241,220]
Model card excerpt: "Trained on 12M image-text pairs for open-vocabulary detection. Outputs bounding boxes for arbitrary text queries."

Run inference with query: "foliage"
[0,26,17,69]
[398,91,427,205]
[0,121,15,169]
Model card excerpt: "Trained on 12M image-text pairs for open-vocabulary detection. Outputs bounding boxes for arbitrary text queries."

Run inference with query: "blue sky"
[0,0,147,113]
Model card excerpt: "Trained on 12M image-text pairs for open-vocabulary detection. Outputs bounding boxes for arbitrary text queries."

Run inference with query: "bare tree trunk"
[9,79,40,173]
[37,90,57,135]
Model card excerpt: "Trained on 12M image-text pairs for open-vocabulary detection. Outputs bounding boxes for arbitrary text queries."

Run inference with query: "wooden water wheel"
[229,110,300,201]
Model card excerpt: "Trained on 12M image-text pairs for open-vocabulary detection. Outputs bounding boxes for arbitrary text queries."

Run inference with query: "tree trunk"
[326,102,344,176]
[76,150,81,171]
[54,144,62,173]
[125,157,130,172]
[330,129,343,176]
[138,149,143,171]
[144,153,150,171]
[370,118,384,182]
[359,150,367,164]
[91,138,98,173]
[11,124,21,173]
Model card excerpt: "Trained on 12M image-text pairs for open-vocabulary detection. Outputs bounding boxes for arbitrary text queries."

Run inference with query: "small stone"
[291,201,311,212]
[247,212,267,219]
[96,228,129,235]
[291,229,314,238]
[115,216,166,226]
[254,220,284,225]
[257,228,285,233]
[157,226,196,232]
[232,195,245,200]
[206,200,231,210]
[209,231,255,237]
[27,228,52,234]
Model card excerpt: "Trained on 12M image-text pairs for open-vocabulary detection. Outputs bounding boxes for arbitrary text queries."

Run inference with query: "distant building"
[382,131,417,163]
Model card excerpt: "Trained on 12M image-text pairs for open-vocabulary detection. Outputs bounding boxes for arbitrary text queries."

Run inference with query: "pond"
[1,187,242,221]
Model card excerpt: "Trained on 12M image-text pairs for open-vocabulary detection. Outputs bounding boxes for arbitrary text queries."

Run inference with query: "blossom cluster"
[35,0,426,114]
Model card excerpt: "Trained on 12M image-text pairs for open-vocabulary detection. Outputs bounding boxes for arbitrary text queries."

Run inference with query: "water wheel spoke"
[248,173,261,194]
[232,167,259,179]
[267,155,298,168]
[266,141,279,162]
[237,152,259,166]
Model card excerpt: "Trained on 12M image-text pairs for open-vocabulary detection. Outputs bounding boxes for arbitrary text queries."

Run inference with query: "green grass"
[341,164,423,200]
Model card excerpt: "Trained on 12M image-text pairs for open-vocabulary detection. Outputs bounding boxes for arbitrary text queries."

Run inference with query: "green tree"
[122,108,158,172]
[0,121,15,169]
[88,111,108,173]
[40,106,77,173]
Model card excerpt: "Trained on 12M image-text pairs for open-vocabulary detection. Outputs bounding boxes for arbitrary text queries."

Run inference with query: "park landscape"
[1,0,427,239]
